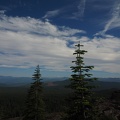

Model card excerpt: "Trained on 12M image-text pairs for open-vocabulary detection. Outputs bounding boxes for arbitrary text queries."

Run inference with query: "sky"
[0,0,120,78]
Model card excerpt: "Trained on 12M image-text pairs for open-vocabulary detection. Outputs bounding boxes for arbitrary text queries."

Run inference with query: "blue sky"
[0,0,120,78]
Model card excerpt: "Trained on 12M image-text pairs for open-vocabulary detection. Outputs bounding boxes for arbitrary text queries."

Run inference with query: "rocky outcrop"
[98,90,120,120]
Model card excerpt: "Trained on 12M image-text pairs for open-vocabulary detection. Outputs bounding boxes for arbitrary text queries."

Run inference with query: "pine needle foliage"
[65,43,97,120]
[23,65,45,120]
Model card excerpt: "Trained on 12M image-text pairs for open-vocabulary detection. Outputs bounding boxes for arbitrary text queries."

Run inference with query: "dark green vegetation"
[0,80,120,119]
[23,65,45,120]
[64,43,98,120]
[0,81,70,119]
[0,86,27,119]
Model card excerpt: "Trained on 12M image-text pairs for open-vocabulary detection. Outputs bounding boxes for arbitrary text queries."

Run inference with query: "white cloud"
[0,14,84,37]
[0,12,120,75]
[0,10,6,14]
[42,9,61,19]
[81,35,120,73]
[95,63,120,73]
[83,36,120,61]
[0,12,85,72]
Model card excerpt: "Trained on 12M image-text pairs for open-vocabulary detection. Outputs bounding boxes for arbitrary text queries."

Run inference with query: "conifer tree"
[23,65,45,120]
[65,43,97,120]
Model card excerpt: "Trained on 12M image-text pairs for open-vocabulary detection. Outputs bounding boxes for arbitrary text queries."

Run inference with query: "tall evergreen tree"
[23,65,45,120]
[64,43,97,120]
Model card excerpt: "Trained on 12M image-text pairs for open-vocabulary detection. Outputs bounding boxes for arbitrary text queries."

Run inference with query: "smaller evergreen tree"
[64,42,97,120]
[23,65,45,120]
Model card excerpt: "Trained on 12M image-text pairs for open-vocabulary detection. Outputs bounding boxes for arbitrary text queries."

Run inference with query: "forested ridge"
[0,81,120,120]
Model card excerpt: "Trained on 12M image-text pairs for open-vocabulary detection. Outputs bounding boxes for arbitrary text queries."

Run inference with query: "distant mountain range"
[0,76,68,86]
[45,80,120,91]
[0,76,120,88]
[98,78,120,82]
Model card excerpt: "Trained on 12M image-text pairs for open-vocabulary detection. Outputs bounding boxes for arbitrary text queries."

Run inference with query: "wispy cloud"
[42,0,86,20]
[71,0,86,19]
[103,1,120,32]
[42,9,61,19]
[95,1,120,35]
[0,10,6,14]
[0,13,85,37]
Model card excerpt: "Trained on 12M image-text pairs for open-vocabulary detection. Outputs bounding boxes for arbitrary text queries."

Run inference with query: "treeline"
[0,87,68,119]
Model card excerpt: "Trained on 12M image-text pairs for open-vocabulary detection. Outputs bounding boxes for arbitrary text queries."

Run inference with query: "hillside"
[0,77,120,120]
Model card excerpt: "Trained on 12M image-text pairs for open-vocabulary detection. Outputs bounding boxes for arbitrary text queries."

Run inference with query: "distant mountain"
[0,76,68,86]
[0,76,31,86]
[98,78,120,82]
[44,80,120,91]
[0,76,120,87]
[92,81,120,91]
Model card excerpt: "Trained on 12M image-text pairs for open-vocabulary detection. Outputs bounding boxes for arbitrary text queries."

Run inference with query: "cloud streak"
[103,1,120,32]
[96,1,120,35]
[42,9,61,19]
[72,0,86,19]
[42,0,86,20]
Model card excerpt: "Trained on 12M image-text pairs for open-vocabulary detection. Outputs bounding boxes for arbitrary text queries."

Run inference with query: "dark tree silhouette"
[23,65,45,120]
[64,43,97,120]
